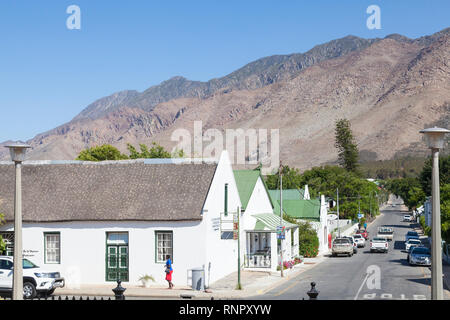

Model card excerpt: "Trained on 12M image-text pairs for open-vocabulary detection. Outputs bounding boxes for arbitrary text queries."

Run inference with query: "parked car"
[370,237,389,253]
[356,229,369,240]
[332,238,354,257]
[352,234,366,248]
[343,236,358,254]
[405,238,422,252]
[0,256,64,299]
[405,231,419,242]
[377,226,394,241]
[407,246,431,266]
[403,215,412,222]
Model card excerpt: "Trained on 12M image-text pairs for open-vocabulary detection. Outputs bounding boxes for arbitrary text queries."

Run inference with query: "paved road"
[252,197,450,300]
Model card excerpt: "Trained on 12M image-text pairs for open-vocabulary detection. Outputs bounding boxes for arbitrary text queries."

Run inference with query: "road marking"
[273,279,299,297]
[354,273,370,300]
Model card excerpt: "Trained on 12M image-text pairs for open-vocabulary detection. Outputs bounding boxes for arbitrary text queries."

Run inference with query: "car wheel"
[23,282,36,299]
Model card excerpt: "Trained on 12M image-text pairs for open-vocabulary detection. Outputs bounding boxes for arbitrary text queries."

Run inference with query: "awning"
[251,213,298,232]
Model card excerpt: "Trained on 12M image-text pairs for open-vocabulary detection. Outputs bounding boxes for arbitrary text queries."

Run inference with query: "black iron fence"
[1,279,126,301]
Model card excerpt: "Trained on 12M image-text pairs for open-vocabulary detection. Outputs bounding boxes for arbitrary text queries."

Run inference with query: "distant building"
[268,188,329,255]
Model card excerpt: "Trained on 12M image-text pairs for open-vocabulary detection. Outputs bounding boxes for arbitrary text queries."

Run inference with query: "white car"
[405,238,421,252]
[0,256,64,299]
[352,234,366,248]
[403,215,412,222]
[370,237,389,253]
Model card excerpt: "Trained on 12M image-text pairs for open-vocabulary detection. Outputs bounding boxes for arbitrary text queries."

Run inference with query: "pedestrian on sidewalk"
[165,255,174,289]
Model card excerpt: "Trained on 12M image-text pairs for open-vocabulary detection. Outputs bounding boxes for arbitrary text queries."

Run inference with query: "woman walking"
[165,255,174,289]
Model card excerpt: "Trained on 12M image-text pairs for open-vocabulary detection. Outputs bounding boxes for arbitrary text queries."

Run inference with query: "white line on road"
[354,273,370,300]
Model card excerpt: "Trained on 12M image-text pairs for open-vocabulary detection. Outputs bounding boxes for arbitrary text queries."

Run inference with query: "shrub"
[297,221,319,257]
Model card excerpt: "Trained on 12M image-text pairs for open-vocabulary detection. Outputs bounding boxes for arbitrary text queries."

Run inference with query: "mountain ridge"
[1,27,449,170]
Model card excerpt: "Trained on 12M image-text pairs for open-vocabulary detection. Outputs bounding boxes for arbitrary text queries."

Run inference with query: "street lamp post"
[5,142,31,300]
[419,127,449,300]
[279,163,284,278]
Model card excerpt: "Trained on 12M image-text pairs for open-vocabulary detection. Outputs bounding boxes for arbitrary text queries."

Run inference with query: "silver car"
[332,238,354,257]
[407,246,431,266]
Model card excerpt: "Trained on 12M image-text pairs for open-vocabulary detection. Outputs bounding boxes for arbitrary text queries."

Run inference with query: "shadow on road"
[407,277,431,287]
[394,241,405,250]
[389,259,410,266]
[382,224,413,229]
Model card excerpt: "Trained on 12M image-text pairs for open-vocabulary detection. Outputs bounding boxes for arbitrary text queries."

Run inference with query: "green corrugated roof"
[234,169,274,211]
[233,170,260,210]
[277,199,320,221]
[252,213,298,231]
[268,189,304,202]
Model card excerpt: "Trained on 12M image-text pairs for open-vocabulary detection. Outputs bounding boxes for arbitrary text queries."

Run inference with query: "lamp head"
[419,127,449,150]
[4,142,31,162]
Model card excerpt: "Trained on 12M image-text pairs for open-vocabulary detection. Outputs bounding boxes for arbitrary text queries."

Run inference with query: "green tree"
[405,187,426,211]
[127,142,172,159]
[265,165,303,190]
[76,145,129,161]
[335,119,360,174]
[265,165,382,219]
[419,154,450,196]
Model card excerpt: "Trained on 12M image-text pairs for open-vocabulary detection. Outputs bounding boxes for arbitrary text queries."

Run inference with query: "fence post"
[112,279,126,300]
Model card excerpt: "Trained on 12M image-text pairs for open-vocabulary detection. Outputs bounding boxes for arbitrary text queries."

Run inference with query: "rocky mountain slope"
[2,28,449,171]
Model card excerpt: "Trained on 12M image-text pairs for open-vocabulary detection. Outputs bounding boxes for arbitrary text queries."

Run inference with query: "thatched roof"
[0,159,217,222]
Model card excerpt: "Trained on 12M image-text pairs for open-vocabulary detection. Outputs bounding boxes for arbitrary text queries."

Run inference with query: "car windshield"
[409,240,421,244]
[372,238,386,242]
[353,235,362,238]
[23,259,38,269]
[407,232,418,236]
[334,239,350,244]
[412,247,430,255]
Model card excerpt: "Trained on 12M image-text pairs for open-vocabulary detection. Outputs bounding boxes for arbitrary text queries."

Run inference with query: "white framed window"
[155,231,173,263]
[44,232,60,264]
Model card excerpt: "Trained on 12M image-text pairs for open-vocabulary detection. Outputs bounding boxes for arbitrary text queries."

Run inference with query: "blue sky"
[0,0,448,142]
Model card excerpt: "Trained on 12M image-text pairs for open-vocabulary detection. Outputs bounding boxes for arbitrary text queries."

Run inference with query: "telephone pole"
[279,163,284,277]
[337,188,340,238]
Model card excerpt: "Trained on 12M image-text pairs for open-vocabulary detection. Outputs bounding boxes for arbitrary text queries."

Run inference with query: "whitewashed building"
[0,151,248,288]
[233,169,298,272]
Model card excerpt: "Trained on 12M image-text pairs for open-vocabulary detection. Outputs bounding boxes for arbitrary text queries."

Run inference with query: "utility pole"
[337,188,340,238]
[237,206,241,290]
[279,163,284,278]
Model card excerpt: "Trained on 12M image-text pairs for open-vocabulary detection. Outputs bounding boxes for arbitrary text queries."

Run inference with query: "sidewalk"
[54,255,329,299]
[413,223,450,296]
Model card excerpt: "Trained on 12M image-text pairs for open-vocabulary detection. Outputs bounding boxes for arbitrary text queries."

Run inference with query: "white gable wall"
[202,150,243,286]
[242,176,273,230]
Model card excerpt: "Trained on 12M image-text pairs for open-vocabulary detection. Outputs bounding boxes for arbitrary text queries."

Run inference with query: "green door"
[106,232,129,282]
[106,245,128,281]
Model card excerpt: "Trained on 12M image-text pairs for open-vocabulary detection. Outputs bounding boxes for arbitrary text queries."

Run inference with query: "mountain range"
[1,27,449,171]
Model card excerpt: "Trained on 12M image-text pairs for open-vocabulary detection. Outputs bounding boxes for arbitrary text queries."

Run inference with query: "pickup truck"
[0,256,64,299]
[370,237,389,253]
[377,226,394,241]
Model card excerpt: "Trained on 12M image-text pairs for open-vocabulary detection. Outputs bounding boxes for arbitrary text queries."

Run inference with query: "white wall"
[0,220,205,287]
[202,150,243,287]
